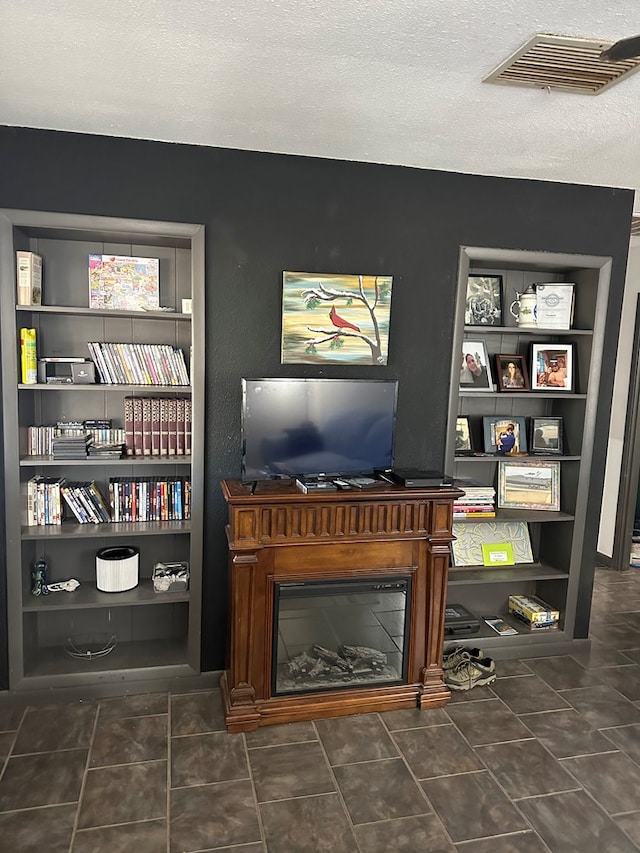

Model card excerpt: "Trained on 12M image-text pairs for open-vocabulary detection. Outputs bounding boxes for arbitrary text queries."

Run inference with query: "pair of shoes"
[445,654,496,691]
[443,645,483,671]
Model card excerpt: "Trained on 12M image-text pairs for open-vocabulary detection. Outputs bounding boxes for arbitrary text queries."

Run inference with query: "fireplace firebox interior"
[272,576,411,696]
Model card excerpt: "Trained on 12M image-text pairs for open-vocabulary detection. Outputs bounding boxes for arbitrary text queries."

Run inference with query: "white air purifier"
[96,545,139,592]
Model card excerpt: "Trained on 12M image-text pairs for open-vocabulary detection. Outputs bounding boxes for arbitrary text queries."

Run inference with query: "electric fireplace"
[273,577,411,696]
[220,478,461,732]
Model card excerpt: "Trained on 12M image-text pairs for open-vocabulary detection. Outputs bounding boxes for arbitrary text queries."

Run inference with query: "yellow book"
[20,328,37,384]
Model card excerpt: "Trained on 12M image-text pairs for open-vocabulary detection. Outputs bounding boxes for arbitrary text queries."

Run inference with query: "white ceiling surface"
[2,1,640,210]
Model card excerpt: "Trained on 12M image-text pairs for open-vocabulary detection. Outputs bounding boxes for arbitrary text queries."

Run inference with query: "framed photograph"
[531,343,573,391]
[455,416,472,452]
[460,340,493,391]
[483,415,528,454]
[495,354,530,391]
[465,275,503,326]
[531,417,563,454]
[498,460,561,511]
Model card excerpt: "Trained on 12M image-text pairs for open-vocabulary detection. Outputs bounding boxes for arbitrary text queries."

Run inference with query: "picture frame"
[455,416,472,452]
[465,274,503,326]
[530,343,573,391]
[460,340,493,391]
[495,353,529,391]
[281,271,393,366]
[483,415,528,454]
[497,459,561,511]
[530,416,564,454]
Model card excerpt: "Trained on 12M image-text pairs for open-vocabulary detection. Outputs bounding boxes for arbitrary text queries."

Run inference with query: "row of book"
[109,476,191,523]
[26,475,191,526]
[453,478,496,518]
[27,426,126,457]
[125,397,191,457]
[26,400,192,459]
[87,341,189,386]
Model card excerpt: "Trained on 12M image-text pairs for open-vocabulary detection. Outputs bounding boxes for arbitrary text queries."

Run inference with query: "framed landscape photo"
[482,415,527,454]
[531,417,563,454]
[531,343,573,391]
[455,416,472,452]
[460,340,493,391]
[465,275,503,326]
[495,354,530,391]
[498,459,561,511]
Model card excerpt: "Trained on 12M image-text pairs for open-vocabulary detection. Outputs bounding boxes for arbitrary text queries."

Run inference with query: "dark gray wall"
[0,127,633,678]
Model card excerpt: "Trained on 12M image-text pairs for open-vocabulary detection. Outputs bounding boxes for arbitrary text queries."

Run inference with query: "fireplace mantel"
[220,479,463,732]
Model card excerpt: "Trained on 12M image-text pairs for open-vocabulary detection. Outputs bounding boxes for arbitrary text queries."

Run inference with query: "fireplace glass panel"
[273,576,411,696]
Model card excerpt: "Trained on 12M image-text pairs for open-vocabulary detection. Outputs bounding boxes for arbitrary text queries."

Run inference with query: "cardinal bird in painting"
[329,306,360,332]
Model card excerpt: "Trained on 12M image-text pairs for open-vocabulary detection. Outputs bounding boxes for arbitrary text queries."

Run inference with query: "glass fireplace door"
[272,577,411,696]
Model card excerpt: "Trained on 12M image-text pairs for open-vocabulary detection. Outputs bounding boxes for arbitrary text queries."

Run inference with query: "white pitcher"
[510,286,537,327]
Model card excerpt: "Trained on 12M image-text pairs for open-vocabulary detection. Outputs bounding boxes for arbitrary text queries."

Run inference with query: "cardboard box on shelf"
[508,594,559,625]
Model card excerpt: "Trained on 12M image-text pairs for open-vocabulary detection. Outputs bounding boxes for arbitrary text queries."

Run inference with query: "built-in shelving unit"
[0,209,205,691]
[445,246,612,658]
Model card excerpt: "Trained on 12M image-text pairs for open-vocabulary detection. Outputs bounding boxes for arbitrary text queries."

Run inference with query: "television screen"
[241,378,398,482]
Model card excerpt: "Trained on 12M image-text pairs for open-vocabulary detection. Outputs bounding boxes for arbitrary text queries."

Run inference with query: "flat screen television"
[241,378,398,482]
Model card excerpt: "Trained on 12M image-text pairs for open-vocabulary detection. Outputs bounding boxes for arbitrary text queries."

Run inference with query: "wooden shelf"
[16,304,192,321]
[22,638,190,681]
[455,455,581,463]
[453,510,574,523]
[463,325,593,337]
[20,455,192,467]
[21,520,190,540]
[459,390,587,400]
[448,563,569,584]
[19,383,191,392]
[23,579,190,611]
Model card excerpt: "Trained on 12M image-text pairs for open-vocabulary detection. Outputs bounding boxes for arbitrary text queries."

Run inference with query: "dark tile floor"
[2,567,640,852]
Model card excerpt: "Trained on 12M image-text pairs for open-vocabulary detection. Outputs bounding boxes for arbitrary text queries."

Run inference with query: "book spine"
[87,482,111,522]
[20,328,38,384]
[132,397,144,457]
[141,397,152,456]
[176,398,185,456]
[159,398,169,456]
[16,251,43,306]
[184,398,192,456]
[151,397,161,456]
[167,398,177,456]
[61,485,86,523]
[124,396,135,456]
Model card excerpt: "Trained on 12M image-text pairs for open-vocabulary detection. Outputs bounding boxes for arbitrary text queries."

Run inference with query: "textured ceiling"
[1,1,640,212]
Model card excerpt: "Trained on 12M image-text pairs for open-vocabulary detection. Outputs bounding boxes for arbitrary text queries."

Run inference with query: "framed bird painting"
[281,271,394,365]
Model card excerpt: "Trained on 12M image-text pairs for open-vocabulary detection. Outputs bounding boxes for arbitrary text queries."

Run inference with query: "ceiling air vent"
[631,217,640,237]
[484,34,640,95]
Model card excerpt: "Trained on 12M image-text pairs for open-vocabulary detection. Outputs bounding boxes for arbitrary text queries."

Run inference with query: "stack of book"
[88,443,125,459]
[52,432,92,460]
[453,478,496,518]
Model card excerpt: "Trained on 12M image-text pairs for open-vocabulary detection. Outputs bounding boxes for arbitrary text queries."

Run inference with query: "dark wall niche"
[0,126,633,677]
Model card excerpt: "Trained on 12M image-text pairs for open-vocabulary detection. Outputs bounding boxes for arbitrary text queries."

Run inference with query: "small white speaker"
[96,545,139,592]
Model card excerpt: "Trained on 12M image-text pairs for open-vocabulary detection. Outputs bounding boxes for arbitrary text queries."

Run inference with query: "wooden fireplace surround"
[220,479,463,732]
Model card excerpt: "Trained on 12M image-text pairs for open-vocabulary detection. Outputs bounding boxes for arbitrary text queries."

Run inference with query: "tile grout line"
[67,701,100,853]
[242,730,268,851]
[166,693,172,853]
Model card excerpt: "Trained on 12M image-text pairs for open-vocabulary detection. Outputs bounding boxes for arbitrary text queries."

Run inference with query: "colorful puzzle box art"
[89,255,160,312]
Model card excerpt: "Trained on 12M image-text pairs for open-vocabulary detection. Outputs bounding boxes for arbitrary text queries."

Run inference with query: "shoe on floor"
[445,656,496,691]
[443,645,483,671]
